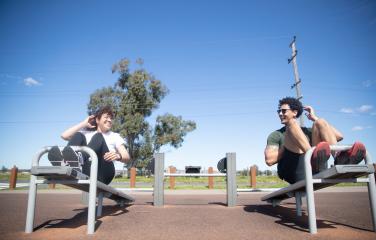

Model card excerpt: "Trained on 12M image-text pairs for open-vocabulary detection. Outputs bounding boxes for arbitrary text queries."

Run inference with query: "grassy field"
[1,172,367,190]
[0,172,30,181]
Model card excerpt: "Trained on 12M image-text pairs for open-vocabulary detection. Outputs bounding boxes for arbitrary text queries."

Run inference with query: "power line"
[0,34,292,54]
[1,108,373,125]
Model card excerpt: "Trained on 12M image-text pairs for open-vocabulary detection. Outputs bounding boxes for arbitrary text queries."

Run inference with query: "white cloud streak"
[351,126,373,131]
[358,105,373,113]
[340,108,354,114]
[352,126,364,131]
[340,105,373,114]
[24,77,41,86]
[362,80,376,87]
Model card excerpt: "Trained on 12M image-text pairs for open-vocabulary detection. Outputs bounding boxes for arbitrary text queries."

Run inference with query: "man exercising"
[264,97,366,184]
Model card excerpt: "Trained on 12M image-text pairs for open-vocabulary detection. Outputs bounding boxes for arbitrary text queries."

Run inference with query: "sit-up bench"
[25,146,135,235]
[261,144,376,234]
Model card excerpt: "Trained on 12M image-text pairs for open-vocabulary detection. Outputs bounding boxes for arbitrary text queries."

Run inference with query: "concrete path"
[0,187,375,240]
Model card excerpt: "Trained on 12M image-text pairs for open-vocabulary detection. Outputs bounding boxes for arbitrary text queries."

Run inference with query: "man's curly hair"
[278,97,303,117]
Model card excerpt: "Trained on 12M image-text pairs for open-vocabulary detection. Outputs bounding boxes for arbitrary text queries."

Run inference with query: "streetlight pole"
[288,36,304,126]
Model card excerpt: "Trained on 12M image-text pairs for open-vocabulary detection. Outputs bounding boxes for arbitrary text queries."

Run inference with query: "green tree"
[154,113,196,152]
[88,58,196,168]
[264,169,273,176]
[1,165,8,173]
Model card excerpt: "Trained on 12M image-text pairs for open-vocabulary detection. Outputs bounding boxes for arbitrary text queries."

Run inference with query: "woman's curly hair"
[86,106,114,131]
[95,106,114,120]
[278,97,303,117]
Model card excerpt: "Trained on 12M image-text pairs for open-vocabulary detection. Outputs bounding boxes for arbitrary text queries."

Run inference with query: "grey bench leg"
[271,199,281,207]
[25,175,37,233]
[295,192,302,217]
[304,149,317,234]
[117,200,125,208]
[97,192,104,217]
[81,191,89,205]
[367,171,376,232]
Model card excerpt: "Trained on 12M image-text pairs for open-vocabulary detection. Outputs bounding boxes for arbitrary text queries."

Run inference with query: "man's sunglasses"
[277,109,291,114]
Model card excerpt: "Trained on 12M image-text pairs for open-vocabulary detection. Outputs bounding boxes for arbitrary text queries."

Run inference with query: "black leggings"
[68,132,115,184]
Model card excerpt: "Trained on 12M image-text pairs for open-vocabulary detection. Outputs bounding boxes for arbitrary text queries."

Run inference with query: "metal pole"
[153,153,164,206]
[295,191,303,217]
[365,151,376,232]
[304,148,317,234]
[25,175,37,233]
[80,146,98,235]
[25,147,49,233]
[97,192,104,217]
[226,152,237,207]
[289,36,304,126]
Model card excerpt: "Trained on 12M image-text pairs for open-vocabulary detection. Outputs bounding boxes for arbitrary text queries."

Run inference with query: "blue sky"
[0,0,375,171]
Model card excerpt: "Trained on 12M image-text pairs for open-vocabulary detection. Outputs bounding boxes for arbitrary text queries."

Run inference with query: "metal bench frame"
[25,146,134,235]
[262,144,376,234]
[153,152,237,207]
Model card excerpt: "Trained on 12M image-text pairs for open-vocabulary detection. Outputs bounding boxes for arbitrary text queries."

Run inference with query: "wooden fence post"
[130,167,136,188]
[9,166,18,190]
[169,166,176,189]
[250,166,257,189]
[208,167,214,189]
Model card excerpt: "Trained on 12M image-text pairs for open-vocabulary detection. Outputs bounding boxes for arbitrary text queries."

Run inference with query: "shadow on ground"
[33,204,131,232]
[243,204,373,233]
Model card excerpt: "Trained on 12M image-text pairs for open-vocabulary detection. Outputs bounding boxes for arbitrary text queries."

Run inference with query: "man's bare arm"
[285,121,311,153]
[264,145,284,166]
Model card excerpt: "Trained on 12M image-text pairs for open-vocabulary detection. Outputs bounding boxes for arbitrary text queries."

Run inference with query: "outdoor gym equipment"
[153,152,237,207]
[262,144,376,234]
[25,146,134,235]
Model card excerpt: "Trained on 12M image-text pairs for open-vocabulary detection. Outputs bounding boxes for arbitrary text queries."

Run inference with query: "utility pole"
[288,36,304,126]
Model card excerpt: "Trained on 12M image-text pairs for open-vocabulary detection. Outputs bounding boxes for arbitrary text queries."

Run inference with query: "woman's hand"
[61,115,96,140]
[104,151,121,162]
[84,115,96,129]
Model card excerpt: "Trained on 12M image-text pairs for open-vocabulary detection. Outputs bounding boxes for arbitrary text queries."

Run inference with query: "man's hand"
[304,106,319,122]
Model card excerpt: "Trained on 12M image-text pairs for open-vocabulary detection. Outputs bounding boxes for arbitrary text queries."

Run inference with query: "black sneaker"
[62,146,82,168]
[48,146,65,166]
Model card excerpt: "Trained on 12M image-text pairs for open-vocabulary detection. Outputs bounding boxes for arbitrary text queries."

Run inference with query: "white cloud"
[351,126,373,131]
[340,108,354,114]
[340,105,374,114]
[362,80,376,88]
[352,126,364,131]
[358,105,373,113]
[24,77,41,86]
